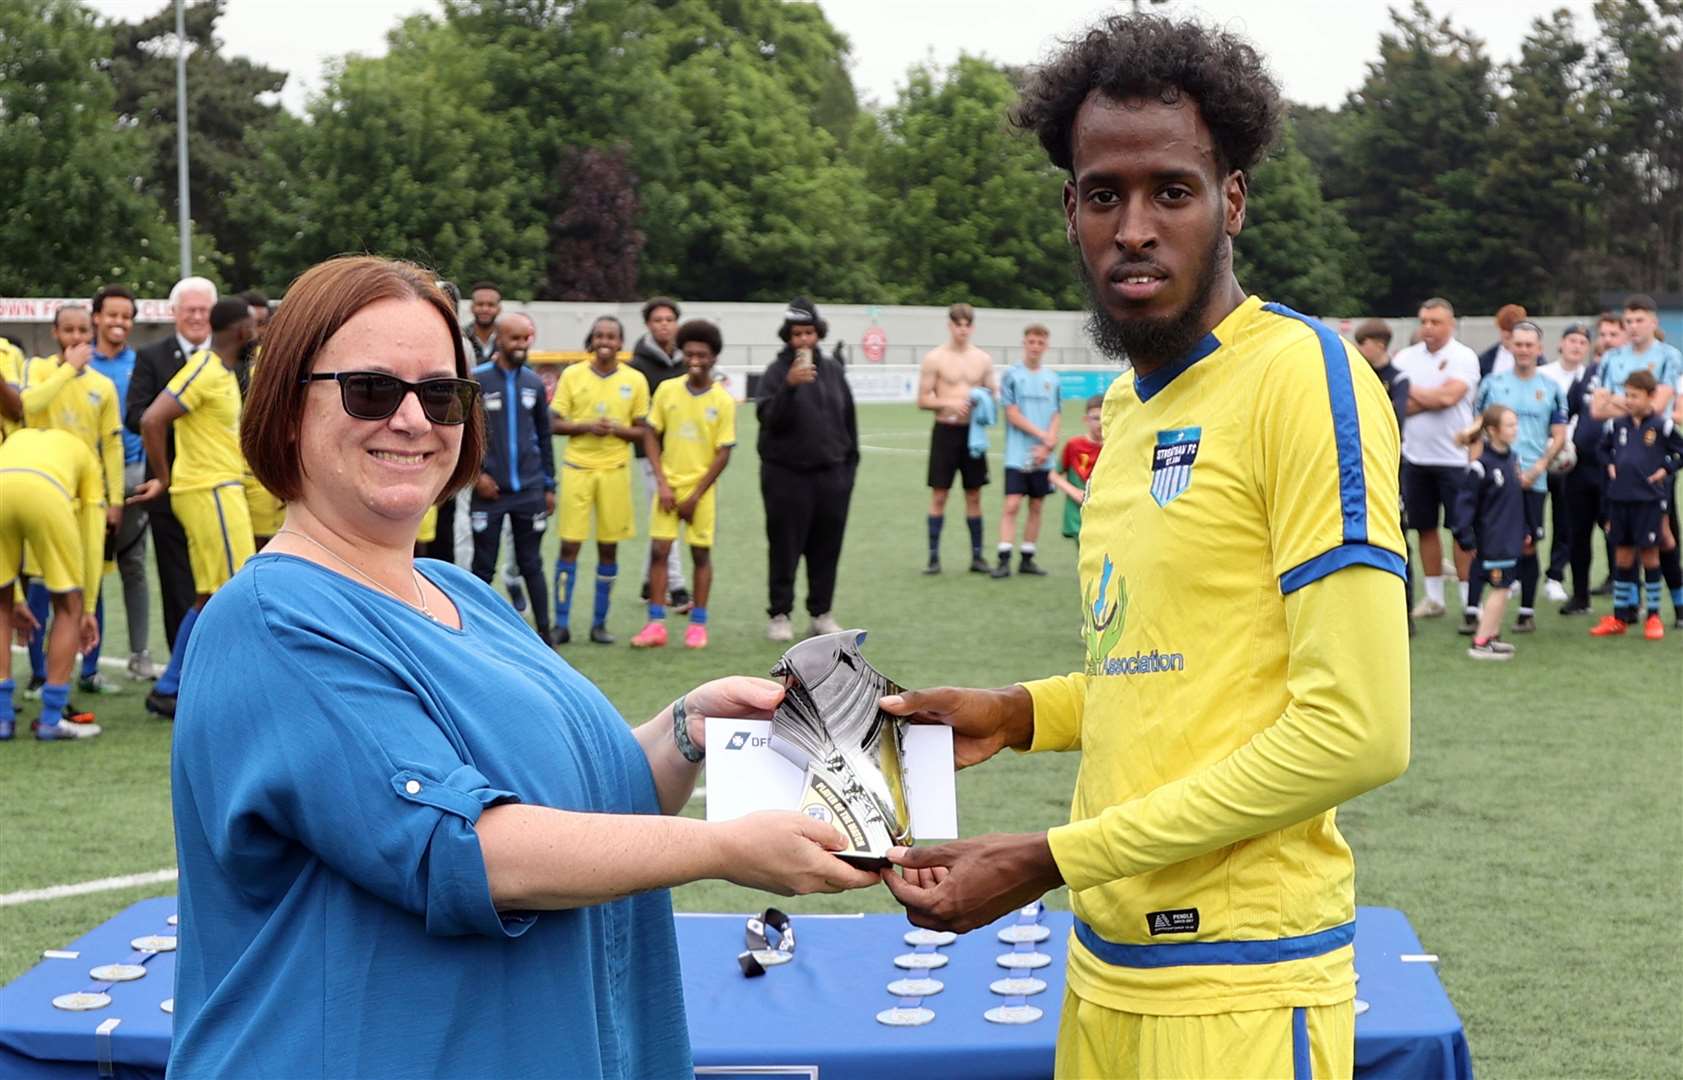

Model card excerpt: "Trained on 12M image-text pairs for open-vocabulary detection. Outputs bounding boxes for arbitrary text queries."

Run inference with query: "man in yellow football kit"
[548,315,649,644]
[0,428,106,741]
[630,319,735,650]
[18,306,126,695]
[132,298,258,718]
[879,17,1410,1079]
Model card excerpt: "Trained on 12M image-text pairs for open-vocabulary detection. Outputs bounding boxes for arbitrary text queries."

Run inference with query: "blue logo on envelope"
[1150,427,1201,507]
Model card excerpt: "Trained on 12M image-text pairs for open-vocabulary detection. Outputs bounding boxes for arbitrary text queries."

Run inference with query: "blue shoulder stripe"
[174,355,214,398]
[1262,302,1367,544]
[1279,544,1407,594]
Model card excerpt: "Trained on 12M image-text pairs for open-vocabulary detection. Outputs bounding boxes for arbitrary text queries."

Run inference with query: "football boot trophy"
[768,630,912,868]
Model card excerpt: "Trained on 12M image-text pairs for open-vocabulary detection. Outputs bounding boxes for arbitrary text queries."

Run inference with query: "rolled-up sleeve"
[175,601,531,939]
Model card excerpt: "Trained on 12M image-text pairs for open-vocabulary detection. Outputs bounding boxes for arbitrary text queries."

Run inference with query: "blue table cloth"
[0,900,1471,1079]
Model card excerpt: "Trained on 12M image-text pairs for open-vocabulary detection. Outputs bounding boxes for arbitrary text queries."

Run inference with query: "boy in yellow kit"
[548,315,649,645]
[131,298,257,718]
[630,320,735,649]
[0,428,106,741]
[876,16,1410,1079]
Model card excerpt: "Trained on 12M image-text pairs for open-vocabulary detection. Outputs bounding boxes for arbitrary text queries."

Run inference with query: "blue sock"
[41,683,69,725]
[1614,567,1640,622]
[81,593,104,679]
[927,515,942,558]
[967,515,984,559]
[648,602,666,620]
[593,564,617,628]
[690,606,708,625]
[0,680,14,722]
[26,583,49,679]
[1671,586,1683,608]
[554,561,577,628]
[155,607,199,696]
[1644,571,1662,614]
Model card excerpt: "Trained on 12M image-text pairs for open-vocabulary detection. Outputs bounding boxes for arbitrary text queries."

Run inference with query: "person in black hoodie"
[756,297,858,642]
[630,297,691,610]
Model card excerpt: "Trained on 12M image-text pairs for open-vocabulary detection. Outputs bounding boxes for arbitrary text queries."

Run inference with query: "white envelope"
[704,719,958,839]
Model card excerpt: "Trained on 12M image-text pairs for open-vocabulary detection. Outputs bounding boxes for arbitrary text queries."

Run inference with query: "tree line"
[1,0,1678,316]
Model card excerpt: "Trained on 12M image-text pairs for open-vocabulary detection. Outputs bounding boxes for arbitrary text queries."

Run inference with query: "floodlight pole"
[175,0,191,277]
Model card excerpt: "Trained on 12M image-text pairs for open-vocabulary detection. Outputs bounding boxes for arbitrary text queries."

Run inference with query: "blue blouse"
[168,555,690,1078]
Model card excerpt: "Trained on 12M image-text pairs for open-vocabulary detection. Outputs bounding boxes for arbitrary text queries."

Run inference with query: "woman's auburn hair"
[241,255,484,505]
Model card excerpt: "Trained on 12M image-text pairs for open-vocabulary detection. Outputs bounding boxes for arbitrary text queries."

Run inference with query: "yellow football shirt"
[647,379,736,488]
[0,341,24,442]
[165,349,245,492]
[19,355,124,505]
[0,427,106,596]
[550,361,649,470]
[1022,296,1410,1016]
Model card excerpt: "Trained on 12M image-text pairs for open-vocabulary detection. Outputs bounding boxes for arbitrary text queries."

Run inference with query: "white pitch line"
[687,786,706,801]
[0,868,178,907]
[8,644,135,673]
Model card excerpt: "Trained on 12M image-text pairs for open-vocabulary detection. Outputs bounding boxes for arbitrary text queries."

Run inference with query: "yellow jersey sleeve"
[1046,565,1410,892]
[715,391,737,448]
[549,365,576,420]
[631,368,650,420]
[1020,673,1086,752]
[98,384,123,505]
[74,442,107,598]
[1252,312,1405,592]
[167,351,218,412]
[20,357,75,420]
[647,380,672,434]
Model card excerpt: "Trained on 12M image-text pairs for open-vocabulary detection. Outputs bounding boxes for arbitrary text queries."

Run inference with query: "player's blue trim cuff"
[164,388,189,411]
[1134,333,1221,403]
[1073,918,1355,968]
[1482,558,1517,570]
[1292,1007,1311,1080]
[1263,303,1368,544]
[1279,544,1407,594]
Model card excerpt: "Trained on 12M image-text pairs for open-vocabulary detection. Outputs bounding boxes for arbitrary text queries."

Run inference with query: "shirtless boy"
[919,302,997,574]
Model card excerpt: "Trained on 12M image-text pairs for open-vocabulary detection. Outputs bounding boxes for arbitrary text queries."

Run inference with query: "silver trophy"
[768,630,912,867]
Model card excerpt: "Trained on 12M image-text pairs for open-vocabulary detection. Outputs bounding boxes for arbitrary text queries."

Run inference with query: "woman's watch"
[672,695,704,763]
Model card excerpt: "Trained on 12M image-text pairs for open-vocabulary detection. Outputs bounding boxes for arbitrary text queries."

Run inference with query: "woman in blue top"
[168,256,878,1079]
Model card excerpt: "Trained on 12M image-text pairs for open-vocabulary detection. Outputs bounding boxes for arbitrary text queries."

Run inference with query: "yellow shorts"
[417,504,438,545]
[1054,989,1353,1080]
[174,482,255,596]
[0,469,82,593]
[243,474,286,537]
[559,464,634,543]
[649,483,717,547]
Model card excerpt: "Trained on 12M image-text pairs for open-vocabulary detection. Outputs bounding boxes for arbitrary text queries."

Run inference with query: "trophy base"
[836,850,891,870]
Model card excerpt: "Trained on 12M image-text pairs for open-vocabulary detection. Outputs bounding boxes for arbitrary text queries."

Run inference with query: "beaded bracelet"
[672,695,704,763]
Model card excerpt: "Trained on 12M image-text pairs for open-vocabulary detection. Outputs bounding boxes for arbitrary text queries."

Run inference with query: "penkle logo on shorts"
[1082,554,1186,677]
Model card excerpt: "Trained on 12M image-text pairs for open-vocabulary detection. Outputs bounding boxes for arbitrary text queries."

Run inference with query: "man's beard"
[1080,228,1226,368]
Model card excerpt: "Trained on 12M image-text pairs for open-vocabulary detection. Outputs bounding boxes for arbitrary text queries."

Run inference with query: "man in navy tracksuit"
[471,312,557,638]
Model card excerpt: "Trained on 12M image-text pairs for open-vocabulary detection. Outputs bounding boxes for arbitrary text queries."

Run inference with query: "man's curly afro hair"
[1012,15,1283,177]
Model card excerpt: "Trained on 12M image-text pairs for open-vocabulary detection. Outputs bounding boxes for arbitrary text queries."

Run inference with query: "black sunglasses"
[301,371,479,425]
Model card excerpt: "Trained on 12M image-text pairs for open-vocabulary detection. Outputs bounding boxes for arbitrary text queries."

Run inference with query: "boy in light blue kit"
[992,324,1061,578]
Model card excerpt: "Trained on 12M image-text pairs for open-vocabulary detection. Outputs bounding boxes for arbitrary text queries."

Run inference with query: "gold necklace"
[277,528,437,621]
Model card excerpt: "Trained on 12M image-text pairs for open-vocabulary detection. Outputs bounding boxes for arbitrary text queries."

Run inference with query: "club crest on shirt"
[1150,427,1201,507]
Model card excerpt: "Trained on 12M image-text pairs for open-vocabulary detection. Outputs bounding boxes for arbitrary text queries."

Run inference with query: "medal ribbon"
[737,907,796,977]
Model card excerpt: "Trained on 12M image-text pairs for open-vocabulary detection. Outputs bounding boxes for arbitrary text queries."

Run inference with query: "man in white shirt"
[1537,323,1593,600]
[1393,297,1481,621]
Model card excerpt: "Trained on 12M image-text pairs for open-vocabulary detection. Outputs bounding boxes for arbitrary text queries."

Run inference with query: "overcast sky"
[87,0,1602,115]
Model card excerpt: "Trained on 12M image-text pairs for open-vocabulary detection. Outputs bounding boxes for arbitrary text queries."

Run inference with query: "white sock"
[1458,580,1470,606]
[1519,607,1533,616]
[1425,576,1445,605]
[1021,543,1036,556]
[1466,606,1481,618]
[997,542,1013,556]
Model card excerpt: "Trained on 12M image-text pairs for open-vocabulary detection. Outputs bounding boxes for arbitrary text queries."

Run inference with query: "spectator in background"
[126,276,217,652]
[629,297,691,612]
[992,323,1059,578]
[1594,294,1683,627]
[1479,303,1527,378]
[919,303,997,575]
[470,312,556,642]
[420,280,470,566]
[1395,297,1482,620]
[1561,324,1610,614]
[1356,318,1413,628]
[88,284,158,680]
[756,297,858,642]
[465,281,502,365]
[239,290,270,337]
[1537,323,1593,604]
[1595,310,1626,359]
